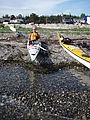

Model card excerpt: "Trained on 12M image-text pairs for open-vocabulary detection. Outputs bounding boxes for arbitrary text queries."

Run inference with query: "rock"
[82,114,87,120]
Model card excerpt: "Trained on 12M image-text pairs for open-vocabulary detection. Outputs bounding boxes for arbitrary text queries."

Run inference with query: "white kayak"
[27,41,41,62]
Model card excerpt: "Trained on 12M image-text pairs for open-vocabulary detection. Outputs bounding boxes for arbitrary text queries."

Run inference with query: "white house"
[87,16,90,24]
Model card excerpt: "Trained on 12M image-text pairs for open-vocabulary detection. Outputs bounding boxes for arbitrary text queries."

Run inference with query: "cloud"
[0,0,69,16]
[1,0,89,17]
[0,0,69,9]
[24,0,68,9]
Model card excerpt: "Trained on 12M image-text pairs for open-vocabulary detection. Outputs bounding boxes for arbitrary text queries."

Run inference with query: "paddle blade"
[10,26,16,32]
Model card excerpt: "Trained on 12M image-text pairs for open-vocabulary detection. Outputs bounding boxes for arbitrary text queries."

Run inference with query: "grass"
[0,24,90,35]
[14,25,32,34]
[58,27,90,35]
[38,27,90,35]
[0,23,11,33]
[82,31,90,35]
[72,27,90,31]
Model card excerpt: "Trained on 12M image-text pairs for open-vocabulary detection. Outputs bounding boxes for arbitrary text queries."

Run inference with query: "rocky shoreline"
[0,60,90,120]
[0,32,90,69]
[0,31,90,120]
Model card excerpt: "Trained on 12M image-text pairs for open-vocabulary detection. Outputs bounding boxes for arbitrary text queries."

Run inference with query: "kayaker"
[61,37,71,44]
[28,25,40,45]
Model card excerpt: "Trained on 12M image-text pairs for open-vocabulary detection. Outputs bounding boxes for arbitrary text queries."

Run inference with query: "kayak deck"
[27,41,41,62]
[57,32,90,69]
[62,43,90,63]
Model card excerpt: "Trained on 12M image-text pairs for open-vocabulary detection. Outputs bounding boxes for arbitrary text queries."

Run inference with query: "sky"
[0,0,90,17]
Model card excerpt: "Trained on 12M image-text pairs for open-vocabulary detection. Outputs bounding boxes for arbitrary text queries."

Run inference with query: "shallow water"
[0,62,90,120]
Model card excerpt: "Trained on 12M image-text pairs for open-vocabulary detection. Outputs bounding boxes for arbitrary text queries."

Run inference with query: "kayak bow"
[57,32,90,69]
[27,41,41,62]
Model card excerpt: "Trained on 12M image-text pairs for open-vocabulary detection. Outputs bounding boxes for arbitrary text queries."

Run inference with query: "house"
[0,18,3,23]
[0,18,10,23]
[62,16,74,24]
[87,16,90,24]
[84,16,90,24]
[10,19,24,24]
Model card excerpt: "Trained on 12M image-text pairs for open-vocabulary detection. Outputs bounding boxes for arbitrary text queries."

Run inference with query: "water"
[0,62,90,120]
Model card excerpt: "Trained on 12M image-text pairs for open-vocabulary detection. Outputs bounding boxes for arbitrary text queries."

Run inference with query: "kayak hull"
[57,32,90,69]
[27,41,41,62]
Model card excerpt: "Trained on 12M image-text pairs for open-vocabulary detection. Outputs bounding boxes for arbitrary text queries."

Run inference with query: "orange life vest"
[29,32,40,41]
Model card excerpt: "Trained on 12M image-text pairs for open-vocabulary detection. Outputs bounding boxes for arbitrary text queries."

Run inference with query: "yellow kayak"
[57,32,90,69]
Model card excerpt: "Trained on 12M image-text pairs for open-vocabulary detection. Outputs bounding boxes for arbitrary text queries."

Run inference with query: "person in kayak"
[61,37,71,44]
[28,25,40,45]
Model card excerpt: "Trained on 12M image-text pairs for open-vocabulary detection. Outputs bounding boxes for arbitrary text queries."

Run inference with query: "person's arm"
[28,34,31,40]
[37,33,40,39]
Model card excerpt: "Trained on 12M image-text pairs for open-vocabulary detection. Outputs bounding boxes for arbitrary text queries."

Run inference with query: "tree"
[80,13,85,19]
[24,16,30,23]
[17,14,23,19]
[57,15,62,23]
[3,14,9,18]
[29,13,39,23]
[48,15,62,23]
[10,15,16,20]
[39,16,47,24]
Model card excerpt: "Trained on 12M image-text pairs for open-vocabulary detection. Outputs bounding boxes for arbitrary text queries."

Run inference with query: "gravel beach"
[0,62,90,120]
[0,25,90,120]
[0,30,90,66]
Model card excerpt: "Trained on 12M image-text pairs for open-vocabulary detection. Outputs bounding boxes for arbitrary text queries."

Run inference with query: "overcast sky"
[0,0,90,17]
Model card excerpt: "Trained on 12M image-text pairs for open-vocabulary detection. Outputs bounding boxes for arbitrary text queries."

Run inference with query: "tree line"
[2,13,86,24]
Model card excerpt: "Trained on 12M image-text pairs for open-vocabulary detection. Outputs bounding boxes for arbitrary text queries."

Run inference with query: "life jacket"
[29,32,40,41]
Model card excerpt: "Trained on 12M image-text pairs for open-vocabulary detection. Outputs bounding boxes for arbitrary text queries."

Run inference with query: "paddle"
[9,25,31,40]
[9,25,17,32]
[9,25,24,37]
[39,45,47,51]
